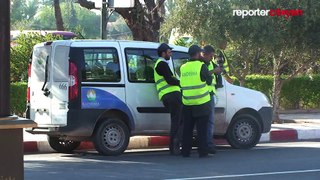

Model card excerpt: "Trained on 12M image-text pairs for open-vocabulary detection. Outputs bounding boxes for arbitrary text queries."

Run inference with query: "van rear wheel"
[48,136,81,153]
[226,114,261,149]
[93,118,130,156]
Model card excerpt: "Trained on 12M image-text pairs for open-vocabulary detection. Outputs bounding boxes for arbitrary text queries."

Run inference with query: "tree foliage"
[33,2,100,38]
[164,0,320,122]
[10,33,62,82]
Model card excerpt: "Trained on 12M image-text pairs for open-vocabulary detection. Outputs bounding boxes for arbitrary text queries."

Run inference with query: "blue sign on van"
[81,87,135,129]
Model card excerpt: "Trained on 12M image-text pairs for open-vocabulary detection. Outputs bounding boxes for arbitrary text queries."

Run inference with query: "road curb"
[23,128,320,153]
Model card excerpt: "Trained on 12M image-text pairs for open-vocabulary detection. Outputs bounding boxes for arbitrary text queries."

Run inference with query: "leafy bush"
[10,82,27,116]
[10,32,62,82]
[244,74,320,109]
[281,75,320,109]
[244,75,273,100]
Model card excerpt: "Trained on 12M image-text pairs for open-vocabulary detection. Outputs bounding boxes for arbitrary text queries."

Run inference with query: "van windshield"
[32,45,51,82]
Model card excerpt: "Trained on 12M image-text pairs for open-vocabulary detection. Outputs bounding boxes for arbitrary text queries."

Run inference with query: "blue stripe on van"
[81,87,134,129]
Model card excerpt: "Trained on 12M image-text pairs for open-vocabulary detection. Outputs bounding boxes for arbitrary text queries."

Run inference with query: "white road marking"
[165,169,320,180]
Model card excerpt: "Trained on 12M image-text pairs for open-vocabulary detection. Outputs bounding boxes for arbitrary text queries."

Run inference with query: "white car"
[26,40,272,155]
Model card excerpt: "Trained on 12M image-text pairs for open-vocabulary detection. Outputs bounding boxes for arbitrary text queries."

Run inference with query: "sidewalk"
[280,113,320,124]
[24,113,320,153]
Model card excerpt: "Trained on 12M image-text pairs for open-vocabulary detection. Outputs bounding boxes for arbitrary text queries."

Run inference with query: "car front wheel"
[226,114,262,149]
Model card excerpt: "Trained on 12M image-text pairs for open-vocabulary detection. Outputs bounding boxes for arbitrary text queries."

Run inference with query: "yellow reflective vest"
[180,61,210,106]
[207,61,217,95]
[217,50,230,74]
[154,59,180,100]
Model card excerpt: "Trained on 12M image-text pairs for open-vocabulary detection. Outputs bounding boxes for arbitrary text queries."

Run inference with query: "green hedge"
[244,75,320,109]
[9,75,320,115]
[10,82,27,116]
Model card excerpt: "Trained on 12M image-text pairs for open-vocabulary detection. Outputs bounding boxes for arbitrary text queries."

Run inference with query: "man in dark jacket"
[154,43,182,155]
[180,45,212,158]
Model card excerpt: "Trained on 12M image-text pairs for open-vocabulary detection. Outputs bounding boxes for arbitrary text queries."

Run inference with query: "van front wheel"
[48,136,81,153]
[226,114,261,149]
[93,118,130,156]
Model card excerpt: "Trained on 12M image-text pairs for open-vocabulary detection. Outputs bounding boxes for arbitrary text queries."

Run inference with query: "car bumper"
[258,106,272,133]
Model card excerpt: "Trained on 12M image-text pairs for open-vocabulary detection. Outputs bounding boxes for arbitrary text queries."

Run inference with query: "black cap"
[203,45,215,53]
[188,45,204,57]
[157,43,173,56]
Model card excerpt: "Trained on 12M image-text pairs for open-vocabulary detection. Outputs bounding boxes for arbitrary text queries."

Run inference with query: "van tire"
[93,118,130,156]
[48,136,81,153]
[226,114,261,149]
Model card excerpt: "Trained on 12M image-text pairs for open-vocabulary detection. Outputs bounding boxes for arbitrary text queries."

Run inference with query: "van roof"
[49,39,188,51]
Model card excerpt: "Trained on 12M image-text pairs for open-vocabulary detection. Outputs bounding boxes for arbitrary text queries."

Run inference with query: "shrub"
[243,74,320,109]
[10,82,27,116]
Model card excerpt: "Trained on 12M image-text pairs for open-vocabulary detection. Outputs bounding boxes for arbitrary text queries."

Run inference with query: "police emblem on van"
[87,89,96,102]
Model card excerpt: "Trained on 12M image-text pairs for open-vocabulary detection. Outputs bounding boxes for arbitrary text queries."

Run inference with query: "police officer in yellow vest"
[180,45,213,158]
[216,40,233,84]
[202,45,223,154]
[154,43,182,155]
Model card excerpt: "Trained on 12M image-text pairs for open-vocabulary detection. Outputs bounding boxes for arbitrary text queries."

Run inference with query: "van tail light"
[69,61,79,101]
[27,63,32,102]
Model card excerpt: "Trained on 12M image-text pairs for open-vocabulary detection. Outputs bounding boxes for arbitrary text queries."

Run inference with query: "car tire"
[93,118,130,156]
[48,136,81,153]
[226,114,262,149]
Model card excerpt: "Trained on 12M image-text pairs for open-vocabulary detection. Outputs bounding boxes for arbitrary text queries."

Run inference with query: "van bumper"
[258,107,272,133]
[26,109,103,137]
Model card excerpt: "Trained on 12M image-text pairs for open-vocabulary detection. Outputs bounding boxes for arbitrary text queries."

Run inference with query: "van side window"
[83,48,120,82]
[125,49,157,83]
[172,51,189,77]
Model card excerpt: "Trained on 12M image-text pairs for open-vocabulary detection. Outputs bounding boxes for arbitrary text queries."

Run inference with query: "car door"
[122,44,170,134]
[171,50,227,135]
[50,43,70,126]
[30,43,53,126]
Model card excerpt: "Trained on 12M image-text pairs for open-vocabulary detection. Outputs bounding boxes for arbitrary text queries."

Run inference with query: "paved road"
[25,141,320,180]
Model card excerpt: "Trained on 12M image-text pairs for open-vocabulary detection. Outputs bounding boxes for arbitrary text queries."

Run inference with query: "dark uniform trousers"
[181,102,211,157]
[162,91,183,153]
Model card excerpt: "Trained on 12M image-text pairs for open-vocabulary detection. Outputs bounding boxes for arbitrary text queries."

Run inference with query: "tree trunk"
[76,0,165,41]
[239,78,245,87]
[115,0,163,41]
[130,26,158,41]
[272,52,283,123]
[54,0,65,31]
[272,72,283,123]
[252,49,261,74]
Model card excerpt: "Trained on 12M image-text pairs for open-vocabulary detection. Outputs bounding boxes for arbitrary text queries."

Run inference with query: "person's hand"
[224,75,234,84]
[213,67,223,74]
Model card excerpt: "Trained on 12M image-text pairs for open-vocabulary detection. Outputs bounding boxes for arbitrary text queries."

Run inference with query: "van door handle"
[43,88,51,97]
[231,93,235,96]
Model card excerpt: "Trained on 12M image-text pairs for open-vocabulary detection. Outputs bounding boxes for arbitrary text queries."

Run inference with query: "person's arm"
[156,61,180,86]
[224,74,234,84]
[200,64,212,85]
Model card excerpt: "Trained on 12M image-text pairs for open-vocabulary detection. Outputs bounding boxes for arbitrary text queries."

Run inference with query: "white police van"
[26,40,272,155]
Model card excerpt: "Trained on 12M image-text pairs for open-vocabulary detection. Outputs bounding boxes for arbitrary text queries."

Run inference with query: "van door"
[214,79,227,135]
[77,44,126,117]
[171,51,227,135]
[30,44,52,126]
[50,44,70,126]
[123,47,170,134]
